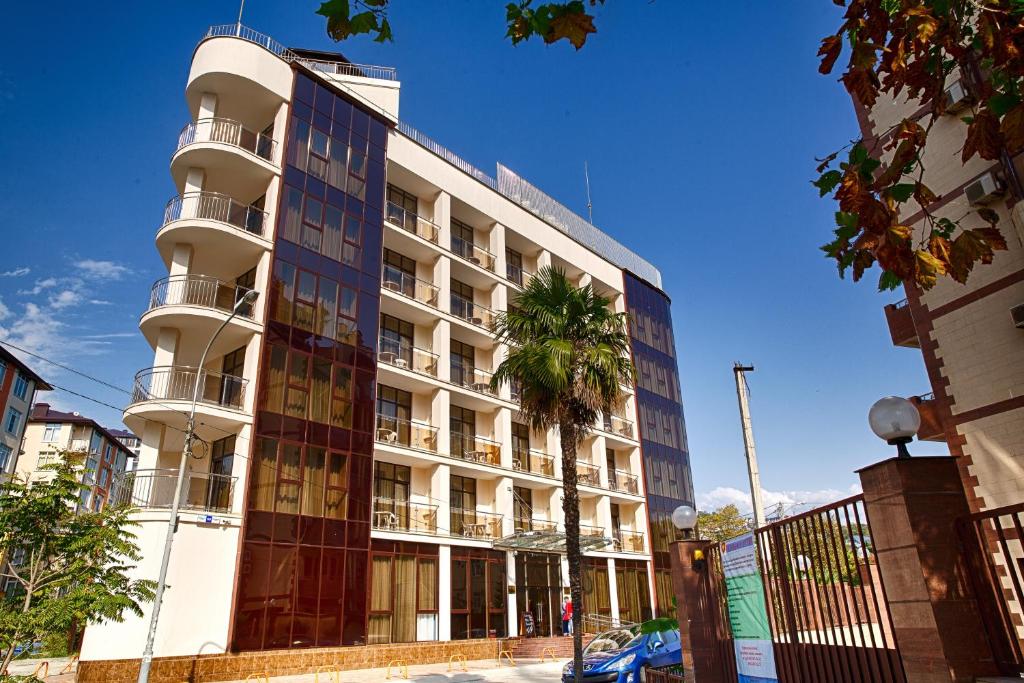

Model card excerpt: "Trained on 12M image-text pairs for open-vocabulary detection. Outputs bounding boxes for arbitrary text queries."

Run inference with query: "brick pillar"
[670,540,724,683]
[857,456,1000,682]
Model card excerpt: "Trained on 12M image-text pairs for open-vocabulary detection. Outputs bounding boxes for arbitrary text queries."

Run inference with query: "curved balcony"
[139,275,261,356]
[125,366,251,437]
[171,118,278,199]
[157,192,270,273]
[111,468,237,515]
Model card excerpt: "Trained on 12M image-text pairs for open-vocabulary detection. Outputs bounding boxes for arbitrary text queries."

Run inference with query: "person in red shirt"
[561,597,573,636]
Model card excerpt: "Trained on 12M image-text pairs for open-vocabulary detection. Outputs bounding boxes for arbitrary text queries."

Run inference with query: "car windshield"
[585,627,642,654]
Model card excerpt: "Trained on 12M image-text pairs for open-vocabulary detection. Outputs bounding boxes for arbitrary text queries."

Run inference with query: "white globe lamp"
[868,396,921,459]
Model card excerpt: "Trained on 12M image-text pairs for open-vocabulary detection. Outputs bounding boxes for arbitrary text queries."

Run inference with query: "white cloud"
[82,332,137,339]
[0,296,9,321]
[18,277,58,296]
[697,484,862,517]
[0,301,108,370]
[74,259,130,280]
[0,267,29,278]
[87,299,113,306]
[48,290,82,310]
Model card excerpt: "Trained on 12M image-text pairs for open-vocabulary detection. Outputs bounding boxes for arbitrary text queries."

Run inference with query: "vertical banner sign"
[722,533,778,683]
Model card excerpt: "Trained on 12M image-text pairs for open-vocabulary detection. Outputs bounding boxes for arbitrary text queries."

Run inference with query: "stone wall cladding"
[77,638,513,683]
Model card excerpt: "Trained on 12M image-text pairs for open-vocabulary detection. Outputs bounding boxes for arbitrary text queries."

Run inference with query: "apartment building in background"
[858,68,1024,513]
[77,24,695,673]
[19,404,136,511]
[0,347,51,477]
[109,428,142,468]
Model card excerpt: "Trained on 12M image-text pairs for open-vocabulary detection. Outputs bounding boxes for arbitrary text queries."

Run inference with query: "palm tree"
[490,266,633,682]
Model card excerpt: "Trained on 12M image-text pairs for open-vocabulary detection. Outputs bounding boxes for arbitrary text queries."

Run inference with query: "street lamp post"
[868,396,921,459]
[672,504,698,539]
[137,289,259,683]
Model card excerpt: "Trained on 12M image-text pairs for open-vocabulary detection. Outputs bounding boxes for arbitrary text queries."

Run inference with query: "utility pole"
[733,363,766,529]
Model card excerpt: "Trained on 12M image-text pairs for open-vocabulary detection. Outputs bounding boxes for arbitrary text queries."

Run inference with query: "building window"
[90,430,103,454]
[12,373,28,400]
[42,423,61,442]
[368,552,438,644]
[379,314,414,366]
[511,423,530,470]
[450,340,475,388]
[0,443,11,471]
[4,408,21,435]
[449,475,477,537]
[79,489,91,510]
[0,360,6,387]
[513,486,532,532]
[98,468,109,488]
[376,385,412,445]
[452,549,507,639]
[506,248,524,285]
[449,405,475,458]
[104,443,113,463]
[451,218,475,260]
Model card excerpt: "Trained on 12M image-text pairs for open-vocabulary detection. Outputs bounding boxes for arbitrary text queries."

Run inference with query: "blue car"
[561,624,682,682]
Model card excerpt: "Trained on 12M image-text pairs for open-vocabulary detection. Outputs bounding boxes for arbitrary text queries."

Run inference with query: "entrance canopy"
[493,530,613,553]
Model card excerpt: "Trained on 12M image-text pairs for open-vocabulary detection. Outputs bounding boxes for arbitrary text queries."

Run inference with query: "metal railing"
[163,192,268,237]
[131,366,247,411]
[615,530,645,553]
[581,613,637,635]
[176,118,277,164]
[148,275,256,318]
[608,469,640,495]
[450,432,501,466]
[450,236,495,271]
[450,364,497,396]
[514,518,559,534]
[755,494,905,683]
[450,294,495,329]
[111,468,236,514]
[385,201,439,243]
[381,265,439,307]
[451,508,503,539]
[375,414,439,453]
[396,121,498,189]
[577,462,602,487]
[203,24,398,81]
[378,336,438,377]
[372,497,438,534]
[602,415,636,439]
[579,523,607,538]
[506,263,532,287]
[512,450,556,477]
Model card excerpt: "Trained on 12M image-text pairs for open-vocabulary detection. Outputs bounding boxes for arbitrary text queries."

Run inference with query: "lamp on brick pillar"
[670,506,721,683]
[868,395,921,459]
[672,504,697,541]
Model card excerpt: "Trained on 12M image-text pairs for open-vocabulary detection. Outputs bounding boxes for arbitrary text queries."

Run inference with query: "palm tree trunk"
[558,422,585,683]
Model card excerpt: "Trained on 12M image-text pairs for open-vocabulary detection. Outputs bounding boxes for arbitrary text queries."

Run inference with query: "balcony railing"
[513,450,556,478]
[372,497,439,534]
[615,530,646,554]
[451,508,503,539]
[450,365,497,396]
[451,236,496,271]
[163,192,268,237]
[515,518,559,534]
[131,366,247,411]
[381,265,439,308]
[608,469,640,495]
[110,468,236,514]
[603,415,635,439]
[375,414,439,453]
[577,462,602,487]
[579,524,607,538]
[450,294,495,330]
[148,275,256,318]
[378,336,438,377]
[385,201,439,243]
[450,433,501,466]
[176,118,276,164]
[506,263,532,287]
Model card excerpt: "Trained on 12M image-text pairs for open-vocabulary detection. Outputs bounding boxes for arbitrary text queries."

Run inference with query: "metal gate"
[753,495,905,682]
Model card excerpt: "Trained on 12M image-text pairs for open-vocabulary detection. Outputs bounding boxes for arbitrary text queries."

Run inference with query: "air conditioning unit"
[944,79,971,113]
[965,172,1004,206]
[1011,303,1024,329]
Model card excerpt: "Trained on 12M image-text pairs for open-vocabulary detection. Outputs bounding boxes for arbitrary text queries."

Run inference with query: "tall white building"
[80,24,694,679]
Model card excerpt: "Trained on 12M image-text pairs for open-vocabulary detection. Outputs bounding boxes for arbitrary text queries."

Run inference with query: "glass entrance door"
[515,552,563,638]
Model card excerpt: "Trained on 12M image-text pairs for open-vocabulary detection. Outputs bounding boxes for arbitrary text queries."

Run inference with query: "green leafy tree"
[490,266,633,682]
[815,0,1020,290]
[697,505,751,543]
[316,0,607,49]
[0,453,155,675]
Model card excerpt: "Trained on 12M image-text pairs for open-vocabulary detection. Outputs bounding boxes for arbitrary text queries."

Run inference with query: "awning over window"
[492,530,614,553]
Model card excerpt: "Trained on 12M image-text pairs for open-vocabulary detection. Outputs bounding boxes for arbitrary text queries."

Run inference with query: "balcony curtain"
[393,556,416,643]
[249,439,277,512]
[301,447,325,517]
[368,556,392,644]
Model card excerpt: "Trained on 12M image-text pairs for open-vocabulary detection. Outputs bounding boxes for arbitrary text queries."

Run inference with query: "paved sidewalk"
[222,658,564,682]
[4,655,76,681]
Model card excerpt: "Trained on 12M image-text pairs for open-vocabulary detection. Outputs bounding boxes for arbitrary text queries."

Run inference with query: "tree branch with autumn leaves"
[816,0,1023,290]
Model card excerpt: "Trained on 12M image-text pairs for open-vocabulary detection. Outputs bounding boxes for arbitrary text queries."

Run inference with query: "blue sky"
[0,1,941,513]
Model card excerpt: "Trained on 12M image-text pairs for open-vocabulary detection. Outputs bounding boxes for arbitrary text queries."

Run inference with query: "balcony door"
[450,405,475,459]
[450,279,474,321]
[450,474,477,537]
[511,422,530,471]
[377,385,412,446]
[208,435,235,512]
[218,346,246,408]
[374,461,411,530]
[386,184,418,232]
[450,340,475,389]
[380,314,413,367]
[383,249,416,297]
[513,486,532,532]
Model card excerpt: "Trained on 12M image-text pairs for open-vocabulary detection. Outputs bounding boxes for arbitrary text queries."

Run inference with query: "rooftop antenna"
[237,0,246,29]
[584,161,594,224]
